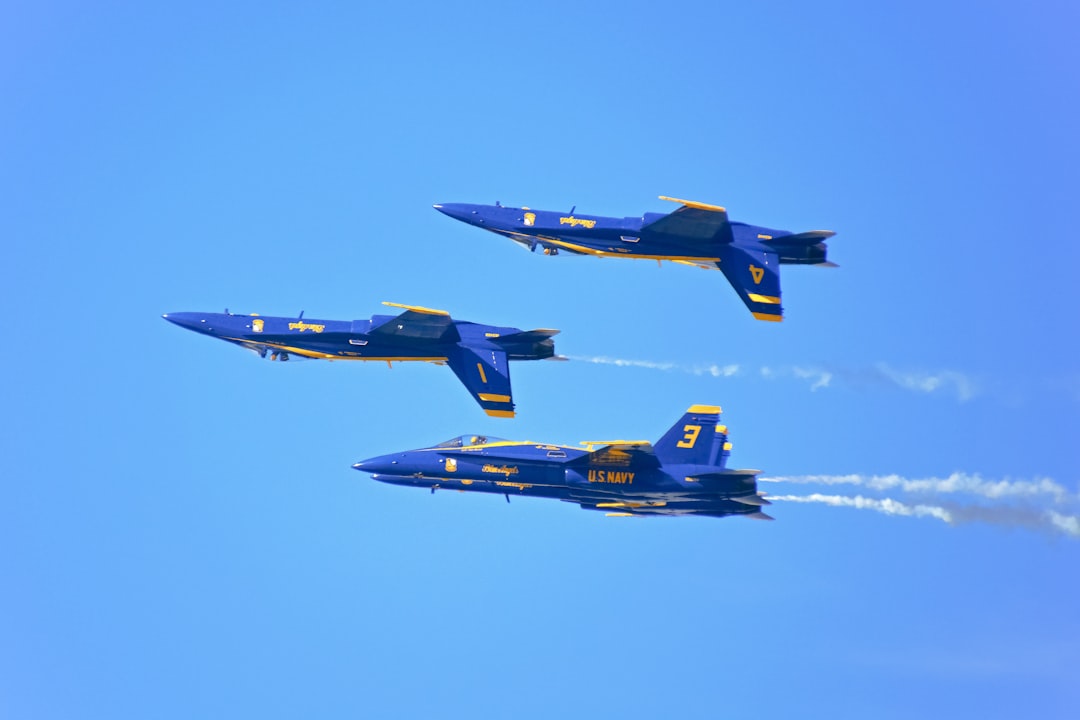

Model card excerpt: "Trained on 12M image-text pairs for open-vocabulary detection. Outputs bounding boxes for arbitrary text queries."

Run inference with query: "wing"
[447,345,515,418]
[370,302,460,341]
[642,196,732,241]
[715,244,784,322]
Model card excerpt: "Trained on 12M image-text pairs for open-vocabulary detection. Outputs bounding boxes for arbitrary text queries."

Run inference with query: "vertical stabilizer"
[654,405,723,465]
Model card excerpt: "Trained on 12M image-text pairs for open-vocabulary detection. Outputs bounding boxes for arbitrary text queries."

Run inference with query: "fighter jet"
[163,302,562,417]
[435,196,836,322]
[354,404,772,519]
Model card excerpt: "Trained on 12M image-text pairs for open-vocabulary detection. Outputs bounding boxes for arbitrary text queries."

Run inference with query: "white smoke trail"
[873,363,978,402]
[767,493,953,523]
[792,366,833,391]
[570,355,979,400]
[568,355,738,377]
[568,355,677,371]
[764,475,1080,538]
[760,473,1075,503]
[1048,511,1080,537]
[769,494,1080,538]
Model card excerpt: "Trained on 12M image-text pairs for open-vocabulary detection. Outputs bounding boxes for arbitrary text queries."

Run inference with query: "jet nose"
[162,312,213,333]
[352,453,404,475]
[433,203,484,226]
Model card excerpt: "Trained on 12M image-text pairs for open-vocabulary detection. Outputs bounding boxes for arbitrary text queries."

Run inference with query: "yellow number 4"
[677,424,701,448]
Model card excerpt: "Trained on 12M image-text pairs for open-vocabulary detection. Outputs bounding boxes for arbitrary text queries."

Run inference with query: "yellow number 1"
[676,424,701,448]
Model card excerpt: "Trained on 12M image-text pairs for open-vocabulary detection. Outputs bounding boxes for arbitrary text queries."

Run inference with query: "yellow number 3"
[676,424,701,448]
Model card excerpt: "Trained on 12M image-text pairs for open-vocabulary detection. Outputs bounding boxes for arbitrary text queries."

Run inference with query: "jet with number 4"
[435,196,836,322]
[163,302,562,417]
[354,404,773,520]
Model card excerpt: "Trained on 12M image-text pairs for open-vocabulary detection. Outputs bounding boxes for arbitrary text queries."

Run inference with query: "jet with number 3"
[163,302,562,418]
[354,404,773,520]
[435,196,836,322]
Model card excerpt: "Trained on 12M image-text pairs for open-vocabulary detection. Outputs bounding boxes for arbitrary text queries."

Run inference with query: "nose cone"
[162,312,215,334]
[433,202,486,226]
[352,453,404,476]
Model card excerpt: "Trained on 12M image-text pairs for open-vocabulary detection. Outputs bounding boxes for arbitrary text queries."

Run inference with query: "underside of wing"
[370,302,459,341]
[446,345,515,418]
[642,196,732,241]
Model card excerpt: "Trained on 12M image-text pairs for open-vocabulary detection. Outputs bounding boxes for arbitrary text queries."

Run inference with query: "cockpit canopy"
[434,435,506,448]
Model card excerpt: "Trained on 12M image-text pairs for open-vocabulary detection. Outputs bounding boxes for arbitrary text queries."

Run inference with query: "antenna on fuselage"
[569,205,576,214]
[298,310,304,319]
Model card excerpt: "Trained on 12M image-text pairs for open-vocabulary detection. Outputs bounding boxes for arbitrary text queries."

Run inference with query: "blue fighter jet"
[435,196,836,322]
[163,302,562,417]
[354,404,772,519]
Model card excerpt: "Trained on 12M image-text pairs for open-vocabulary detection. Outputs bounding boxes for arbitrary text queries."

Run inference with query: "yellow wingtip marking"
[752,312,783,322]
[658,195,726,213]
[485,409,516,418]
[687,404,722,414]
[478,393,511,403]
[381,301,450,316]
[604,512,636,518]
[747,293,782,305]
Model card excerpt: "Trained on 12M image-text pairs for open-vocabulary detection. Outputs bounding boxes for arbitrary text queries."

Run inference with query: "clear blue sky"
[3,1,1078,718]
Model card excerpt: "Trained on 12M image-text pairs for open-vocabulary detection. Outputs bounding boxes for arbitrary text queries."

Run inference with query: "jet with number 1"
[435,196,836,322]
[163,302,562,417]
[354,404,773,520]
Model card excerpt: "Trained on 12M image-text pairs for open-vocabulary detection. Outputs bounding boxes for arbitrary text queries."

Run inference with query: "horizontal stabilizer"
[745,511,775,521]
[763,230,835,246]
[499,328,560,342]
[731,494,771,506]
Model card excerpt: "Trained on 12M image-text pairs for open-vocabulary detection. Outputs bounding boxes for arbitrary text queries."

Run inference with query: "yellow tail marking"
[749,265,765,284]
[478,393,511,403]
[484,409,515,418]
[751,312,783,323]
[477,363,488,383]
[686,404,721,414]
[747,293,781,304]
